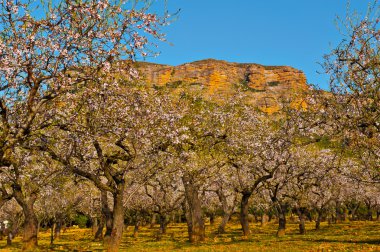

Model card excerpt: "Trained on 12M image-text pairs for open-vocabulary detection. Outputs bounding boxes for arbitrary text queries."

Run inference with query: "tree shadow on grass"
[313,238,380,245]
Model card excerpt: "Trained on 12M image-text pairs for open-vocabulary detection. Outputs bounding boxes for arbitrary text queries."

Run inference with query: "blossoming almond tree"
[323,0,380,180]
[40,85,179,251]
[223,99,293,237]
[0,0,168,250]
[162,94,228,243]
[144,170,184,235]
[207,168,238,234]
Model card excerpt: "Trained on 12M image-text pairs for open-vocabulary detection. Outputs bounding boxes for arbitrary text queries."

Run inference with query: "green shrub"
[74,214,88,228]
[234,79,266,92]
[166,80,183,88]
[267,81,280,87]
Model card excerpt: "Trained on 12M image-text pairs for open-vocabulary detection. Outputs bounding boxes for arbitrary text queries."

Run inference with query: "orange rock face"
[134,59,309,111]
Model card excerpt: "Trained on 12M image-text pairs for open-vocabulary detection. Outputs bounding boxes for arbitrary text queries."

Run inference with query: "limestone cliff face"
[134,59,309,112]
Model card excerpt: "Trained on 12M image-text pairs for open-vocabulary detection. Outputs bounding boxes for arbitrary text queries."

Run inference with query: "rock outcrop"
[133,59,309,112]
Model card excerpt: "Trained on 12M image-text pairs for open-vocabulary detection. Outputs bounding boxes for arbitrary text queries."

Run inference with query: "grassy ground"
[1,220,380,251]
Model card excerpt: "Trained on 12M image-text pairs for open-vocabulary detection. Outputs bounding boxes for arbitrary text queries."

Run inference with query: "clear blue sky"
[147,0,374,90]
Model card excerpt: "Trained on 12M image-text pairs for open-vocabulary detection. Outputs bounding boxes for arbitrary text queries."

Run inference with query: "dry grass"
[1,220,380,251]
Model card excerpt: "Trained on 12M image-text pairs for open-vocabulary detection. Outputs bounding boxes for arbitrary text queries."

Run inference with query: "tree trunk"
[22,209,39,250]
[183,175,205,243]
[18,202,38,249]
[367,208,373,221]
[218,212,232,234]
[4,227,12,246]
[94,217,104,240]
[240,192,252,237]
[276,203,287,237]
[335,202,341,223]
[50,222,55,245]
[351,204,360,221]
[343,208,348,222]
[307,212,313,222]
[0,225,3,240]
[54,221,62,240]
[216,188,235,234]
[6,230,12,246]
[37,220,41,234]
[92,218,98,236]
[268,213,273,222]
[297,208,306,235]
[209,213,215,225]
[271,193,287,237]
[366,202,373,221]
[261,213,269,227]
[150,214,156,228]
[103,184,125,252]
[277,214,286,237]
[13,185,38,251]
[133,221,140,238]
[315,210,322,230]
[159,214,168,234]
[102,190,113,241]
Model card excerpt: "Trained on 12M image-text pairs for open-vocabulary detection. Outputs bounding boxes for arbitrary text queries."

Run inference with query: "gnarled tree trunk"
[21,204,39,250]
[103,183,125,252]
[335,201,342,223]
[240,191,252,237]
[183,175,205,243]
[315,209,323,230]
[6,231,12,246]
[92,218,98,236]
[150,213,156,228]
[14,186,38,251]
[276,203,287,237]
[365,200,373,221]
[216,189,236,234]
[159,214,169,234]
[297,207,307,235]
[101,190,113,241]
[94,217,105,240]
[54,220,62,240]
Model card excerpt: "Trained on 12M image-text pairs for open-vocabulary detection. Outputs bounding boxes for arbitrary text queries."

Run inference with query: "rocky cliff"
[133,59,309,112]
